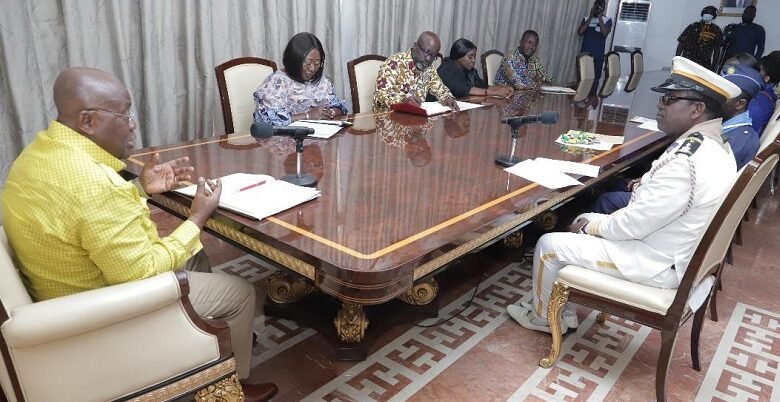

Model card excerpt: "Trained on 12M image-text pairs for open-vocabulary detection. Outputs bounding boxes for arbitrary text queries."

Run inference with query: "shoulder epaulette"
[675,132,704,157]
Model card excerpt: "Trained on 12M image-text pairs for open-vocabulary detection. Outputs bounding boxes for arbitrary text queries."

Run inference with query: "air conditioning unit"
[612,1,652,74]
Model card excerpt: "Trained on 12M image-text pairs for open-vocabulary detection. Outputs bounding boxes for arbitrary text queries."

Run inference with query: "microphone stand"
[495,123,525,167]
[281,134,318,187]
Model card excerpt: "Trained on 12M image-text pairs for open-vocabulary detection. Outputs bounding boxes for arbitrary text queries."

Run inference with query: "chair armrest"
[3,271,183,347]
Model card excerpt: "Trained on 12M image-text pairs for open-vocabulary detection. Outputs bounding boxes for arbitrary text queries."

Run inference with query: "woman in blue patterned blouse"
[253,32,348,126]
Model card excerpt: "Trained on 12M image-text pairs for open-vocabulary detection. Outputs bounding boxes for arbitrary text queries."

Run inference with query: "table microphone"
[495,111,560,167]
[250,121,314,139]
[501,111,560,126]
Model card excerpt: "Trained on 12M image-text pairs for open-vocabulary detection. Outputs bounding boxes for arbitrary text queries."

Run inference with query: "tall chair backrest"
[577,53,595,82]
[599,75,620,98]
[625,72,643,93]
[759,120,780,153]
[0,227,33,402]
[694,148,779,286]
[347,54,386,114]
[605,51,621,77]
[630,50,644,75]
[481,50,504,86]
[215,57,278,134]
[768,99,780,126]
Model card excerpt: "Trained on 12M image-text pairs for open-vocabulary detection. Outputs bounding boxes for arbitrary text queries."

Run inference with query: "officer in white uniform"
[508,57,742,334]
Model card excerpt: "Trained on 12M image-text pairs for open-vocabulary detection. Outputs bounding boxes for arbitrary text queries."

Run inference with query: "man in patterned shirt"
[494,30,553,90]
[1,67,277,401]
[373,31,459,111]
[676,6,723,71]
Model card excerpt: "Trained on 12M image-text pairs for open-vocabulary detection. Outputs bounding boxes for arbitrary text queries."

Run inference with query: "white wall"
[639,0,779,71]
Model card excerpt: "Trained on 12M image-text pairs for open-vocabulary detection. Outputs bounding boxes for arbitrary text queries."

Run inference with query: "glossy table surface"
[127,70,673,304]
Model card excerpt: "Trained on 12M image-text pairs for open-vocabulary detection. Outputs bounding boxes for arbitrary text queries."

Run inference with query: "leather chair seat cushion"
[557,265,677,315]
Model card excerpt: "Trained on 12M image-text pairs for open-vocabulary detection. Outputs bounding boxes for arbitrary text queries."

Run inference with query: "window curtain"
[0,0,588,194]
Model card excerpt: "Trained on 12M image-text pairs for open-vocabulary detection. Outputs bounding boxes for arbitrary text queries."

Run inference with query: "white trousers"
[531,232,678,320]
[181,251,256,379]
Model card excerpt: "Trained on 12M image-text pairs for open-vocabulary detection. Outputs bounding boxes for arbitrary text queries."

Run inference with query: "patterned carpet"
[210,253,780,402]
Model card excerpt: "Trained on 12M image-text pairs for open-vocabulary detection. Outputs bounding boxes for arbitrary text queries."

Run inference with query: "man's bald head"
[412,31,442,71]
[52,67,137,159]
[53,67,129,126]
[417,31,441,50]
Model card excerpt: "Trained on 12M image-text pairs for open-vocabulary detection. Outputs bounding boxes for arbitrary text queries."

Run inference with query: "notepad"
[288,121,344,139]
[541,86,576,94]
[175,173,321,220]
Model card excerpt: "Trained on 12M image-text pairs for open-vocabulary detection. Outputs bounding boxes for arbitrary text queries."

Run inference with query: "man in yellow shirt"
[1,67,276,402]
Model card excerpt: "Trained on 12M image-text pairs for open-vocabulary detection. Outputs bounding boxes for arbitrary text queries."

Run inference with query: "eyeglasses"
[658,94,704,106]
[414,42,441,61]
[303,59,324,69]
[84,108,136,122]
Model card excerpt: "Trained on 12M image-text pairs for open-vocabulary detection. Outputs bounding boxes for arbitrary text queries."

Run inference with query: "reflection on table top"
[127,70,672,277]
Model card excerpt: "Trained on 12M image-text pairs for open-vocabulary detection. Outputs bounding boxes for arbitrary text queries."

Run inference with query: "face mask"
[702,14,714,22]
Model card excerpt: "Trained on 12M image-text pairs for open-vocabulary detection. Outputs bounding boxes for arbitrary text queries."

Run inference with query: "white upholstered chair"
[576,53,595,82]
[630,50,644,75]
[598,75,620,98]
[537,143,780,402]
[604,51,621,77]
[346,54,386,113]
[215,56,278,134]
[0,227,240,402]
[480,49,504,86]
[767,99,780,130]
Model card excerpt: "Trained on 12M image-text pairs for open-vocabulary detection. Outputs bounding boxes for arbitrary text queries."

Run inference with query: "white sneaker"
[507,304,568,335]
[518,300,579,330]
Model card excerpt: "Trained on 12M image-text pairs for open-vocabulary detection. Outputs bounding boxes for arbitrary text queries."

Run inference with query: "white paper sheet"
[541,86,576,94]
[592,134,624,144]
[630,116,655,124]
[504,160,583,189]
[534,157,600,178]
[455,101,486,111]
[289,121,343,139]
[638,120,660,131]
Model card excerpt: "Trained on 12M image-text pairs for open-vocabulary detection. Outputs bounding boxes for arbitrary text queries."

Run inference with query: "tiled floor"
[152,182,780,401]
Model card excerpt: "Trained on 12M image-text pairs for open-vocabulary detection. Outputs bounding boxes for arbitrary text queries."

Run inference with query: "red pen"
[237,180,266,193]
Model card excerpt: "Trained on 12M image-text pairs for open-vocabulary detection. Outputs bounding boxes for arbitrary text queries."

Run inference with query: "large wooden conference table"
[126,70,673,357]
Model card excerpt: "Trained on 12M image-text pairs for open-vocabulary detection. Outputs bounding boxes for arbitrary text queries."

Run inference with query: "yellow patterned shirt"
[1,121,202,300]
[373,50,454,111]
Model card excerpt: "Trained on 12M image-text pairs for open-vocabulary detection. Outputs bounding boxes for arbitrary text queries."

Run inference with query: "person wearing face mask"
[434,38,513,99]
[372,31,459,111]
[253,32,348,126]
[578,0,613,80]
[494,30,553,90]
[676,6,723,71]
[724,6,765,60]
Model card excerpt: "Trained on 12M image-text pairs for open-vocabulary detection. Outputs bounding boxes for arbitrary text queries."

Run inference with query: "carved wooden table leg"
[597,312,610,324]
[539,281,569,369]
[502,231,524,249]
[195,374,243,402]
[398,278,439,306]
[266,271,314,304]
[334,303,368,343]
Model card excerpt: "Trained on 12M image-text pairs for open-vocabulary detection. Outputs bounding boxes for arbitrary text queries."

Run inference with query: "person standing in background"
[724,6,765,60]
[578,0,612,80]
[676,6,722,71]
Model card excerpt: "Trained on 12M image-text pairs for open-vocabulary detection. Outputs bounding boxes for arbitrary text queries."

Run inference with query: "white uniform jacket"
[585,118,737,284]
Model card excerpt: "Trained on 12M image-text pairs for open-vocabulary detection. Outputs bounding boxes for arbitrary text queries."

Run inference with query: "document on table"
[175,173,321,220]
[455,101,486,111]
[541,86,576,94]
[534,157,600,178]
[638,120,660,131]
[504,159,584,189]
[631,116,660,131]
[289,121,344,139]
